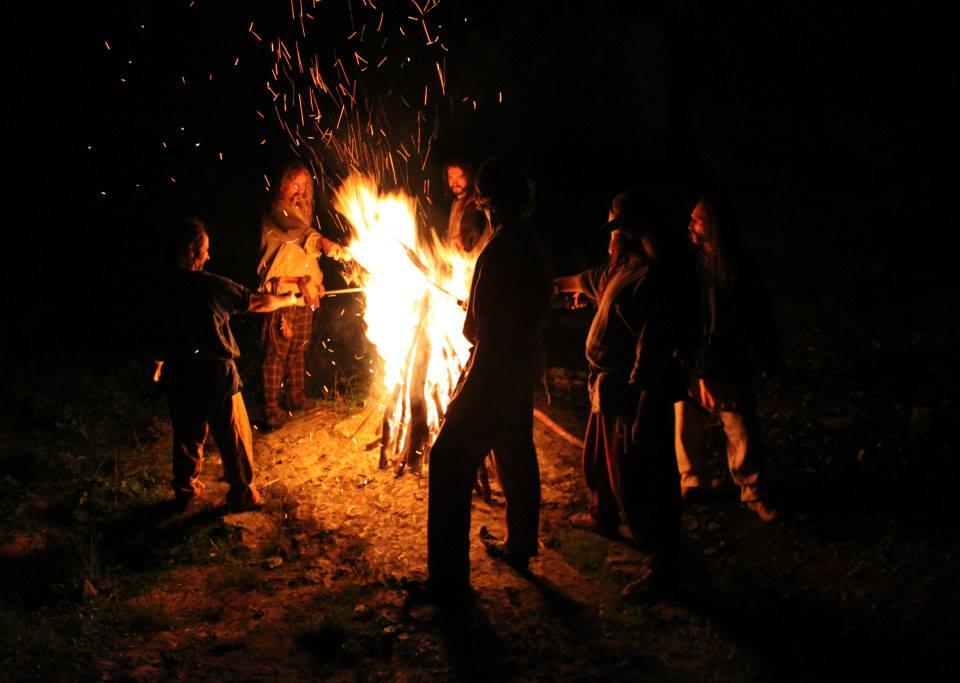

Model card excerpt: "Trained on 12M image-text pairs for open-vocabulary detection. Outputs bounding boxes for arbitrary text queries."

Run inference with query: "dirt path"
[88,399,744,682]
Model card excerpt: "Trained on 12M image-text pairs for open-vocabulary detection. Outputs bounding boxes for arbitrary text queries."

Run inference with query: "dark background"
[5,0,956,358]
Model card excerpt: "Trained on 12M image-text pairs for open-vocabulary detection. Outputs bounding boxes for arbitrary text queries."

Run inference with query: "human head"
[444,159,474,199]
[474,156,534,220]
[689,191,740,259]
[688,200,711,252]
[610,190,687,261]
[173,218,210,271]
[276,161,315,221]
[606,190,648,264]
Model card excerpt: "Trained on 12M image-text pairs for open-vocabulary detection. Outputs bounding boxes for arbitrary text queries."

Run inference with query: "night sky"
[7,0,956,357]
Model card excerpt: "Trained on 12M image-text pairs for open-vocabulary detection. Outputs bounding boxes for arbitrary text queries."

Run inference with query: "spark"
[435,61,445,94]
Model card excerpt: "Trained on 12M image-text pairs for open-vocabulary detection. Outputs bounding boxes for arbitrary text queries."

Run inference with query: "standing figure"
[674,194,781,522]
[556,191,697,595]
[426,157,552,601]
[257,162,345,430]
[444,159,492,254]
[150,219,304,511]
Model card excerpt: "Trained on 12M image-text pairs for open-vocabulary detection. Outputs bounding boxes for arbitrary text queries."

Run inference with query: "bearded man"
[257,162,345,429]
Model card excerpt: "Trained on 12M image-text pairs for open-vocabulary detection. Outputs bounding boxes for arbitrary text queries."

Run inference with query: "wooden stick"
[532,408,584,449]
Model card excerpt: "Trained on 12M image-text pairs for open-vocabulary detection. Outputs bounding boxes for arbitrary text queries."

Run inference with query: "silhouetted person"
[674,193,781,521]
[257,161,346,429]
[426,157,552,601]
[149,219,304,511]
[556,191,698,596]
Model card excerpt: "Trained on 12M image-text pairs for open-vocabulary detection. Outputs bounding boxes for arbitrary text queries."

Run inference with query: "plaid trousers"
[262,306,313,421]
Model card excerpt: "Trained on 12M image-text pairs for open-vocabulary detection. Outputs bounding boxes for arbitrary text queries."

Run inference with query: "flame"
[333,173,475,443]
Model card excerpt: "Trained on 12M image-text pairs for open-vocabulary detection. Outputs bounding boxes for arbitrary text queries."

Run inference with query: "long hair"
[697,192,741,287]
[275,161,315,221]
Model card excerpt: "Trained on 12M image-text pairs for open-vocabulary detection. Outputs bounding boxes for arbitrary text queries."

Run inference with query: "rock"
[0,532,47,559]
[263,556,284,569]
[222,512,278,550]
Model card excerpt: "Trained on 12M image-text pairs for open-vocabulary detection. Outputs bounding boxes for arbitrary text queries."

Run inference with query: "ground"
[2,271,959,681]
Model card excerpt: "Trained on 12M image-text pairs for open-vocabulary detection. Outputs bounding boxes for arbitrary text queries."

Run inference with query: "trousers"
[427,373,540,591]
[582,395,680,570]
[262,306,312,421]
[168,389,258,506]
[674,398,765,501]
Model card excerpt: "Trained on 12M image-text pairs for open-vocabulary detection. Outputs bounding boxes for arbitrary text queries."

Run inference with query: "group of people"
[148,162,348,512]
[146,155,779,601]
[552,189,780,597]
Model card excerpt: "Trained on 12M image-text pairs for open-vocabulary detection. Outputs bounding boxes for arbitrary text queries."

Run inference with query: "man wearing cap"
[555,191,697,596]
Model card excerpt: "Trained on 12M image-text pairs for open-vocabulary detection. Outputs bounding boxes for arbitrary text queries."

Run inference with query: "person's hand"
[324,240,351,262]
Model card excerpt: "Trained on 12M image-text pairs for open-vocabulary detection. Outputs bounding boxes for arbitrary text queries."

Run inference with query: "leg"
[675,399,708,492]
[168,392,208,502]
[284,306,312,408]
[427,384,496,592]
[720,409,765,502]
[208,392,260,508]
[579,412,624,532]
[722,408,778,521]
[619,396,681,572]
[262,313,290,424]
[490,389,540,557]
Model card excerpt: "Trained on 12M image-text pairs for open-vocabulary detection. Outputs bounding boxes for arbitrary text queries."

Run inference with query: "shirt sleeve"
[574,265,610,303]
[209,274,252,316]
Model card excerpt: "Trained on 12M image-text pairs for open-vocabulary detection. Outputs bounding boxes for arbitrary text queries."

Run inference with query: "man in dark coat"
[151,219,304,511]
[674,194,781,522]
[444,158,491,255]
[426,157,553,601]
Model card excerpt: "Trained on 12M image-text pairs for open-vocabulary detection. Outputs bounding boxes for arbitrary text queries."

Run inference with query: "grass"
[553,527,609,574]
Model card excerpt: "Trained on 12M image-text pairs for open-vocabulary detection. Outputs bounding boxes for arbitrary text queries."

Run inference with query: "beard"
[278,196,311,224]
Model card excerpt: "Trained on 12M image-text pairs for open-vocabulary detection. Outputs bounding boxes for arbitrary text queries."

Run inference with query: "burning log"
[378,384,401,469]
[395,296,432,476]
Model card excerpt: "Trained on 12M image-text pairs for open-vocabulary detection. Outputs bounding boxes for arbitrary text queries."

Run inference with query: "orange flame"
[333,173,475,439]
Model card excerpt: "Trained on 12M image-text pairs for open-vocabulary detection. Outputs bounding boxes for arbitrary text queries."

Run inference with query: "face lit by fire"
[689,201,712,254]
[190,231,210,271]
[280,169,314,221]
[446,165,470,199]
